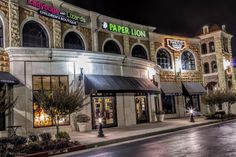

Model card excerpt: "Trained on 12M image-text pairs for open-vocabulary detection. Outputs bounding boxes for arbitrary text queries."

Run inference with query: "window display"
[135,93,149,123]
[33,76,69,127]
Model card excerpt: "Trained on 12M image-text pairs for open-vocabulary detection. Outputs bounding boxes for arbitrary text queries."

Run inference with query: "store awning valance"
[161,82,182,96]
[0,72,19,85]
[84,75,160,94]
[182,82,206,95]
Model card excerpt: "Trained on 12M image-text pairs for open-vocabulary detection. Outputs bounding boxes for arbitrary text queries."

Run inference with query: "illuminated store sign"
[27,0,89,25]
[167,39,186,51]
[102,22,146,38]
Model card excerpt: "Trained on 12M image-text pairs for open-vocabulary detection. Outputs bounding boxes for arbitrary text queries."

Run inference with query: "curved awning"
[85,75,160,94]
[0,72,20,85]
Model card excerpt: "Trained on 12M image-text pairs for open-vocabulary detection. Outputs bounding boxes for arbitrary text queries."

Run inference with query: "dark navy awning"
[85,75,160,94]
[161,82,182,96]
[182,82,206,95]
[0,72,19,84]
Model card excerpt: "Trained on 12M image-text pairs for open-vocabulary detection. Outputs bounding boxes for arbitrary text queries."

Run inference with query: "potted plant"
[76,114,90,132]
[155,110,165,122]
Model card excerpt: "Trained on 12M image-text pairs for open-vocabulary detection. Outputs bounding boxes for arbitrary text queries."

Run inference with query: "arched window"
[23,21,49,48]
[64,32,85,50]
[103,40,121,54]
[209,42,215,53]
[206,82,217,93]
[132,45,148,60]
[181,51,196,70]
[156,49,172,69]
[203,62,209,74]
[211,61,217,73]
[0,18,3,47]
[201,43,207,54]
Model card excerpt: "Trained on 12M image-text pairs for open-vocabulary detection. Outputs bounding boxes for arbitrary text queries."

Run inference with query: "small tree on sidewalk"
[225,91,236,116]
[205,90,226,112]
[34,82,89,137]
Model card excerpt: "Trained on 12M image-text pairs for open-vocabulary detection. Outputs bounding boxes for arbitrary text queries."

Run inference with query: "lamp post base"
[98,123,105,137]
[190,114,195,122]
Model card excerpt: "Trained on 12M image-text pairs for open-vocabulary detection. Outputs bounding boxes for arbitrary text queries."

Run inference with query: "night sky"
[64,0,236,57]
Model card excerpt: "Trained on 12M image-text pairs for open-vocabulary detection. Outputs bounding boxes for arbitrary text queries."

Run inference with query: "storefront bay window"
[33,76,69,127]
[92,93,117,129]
[135,93,149,123]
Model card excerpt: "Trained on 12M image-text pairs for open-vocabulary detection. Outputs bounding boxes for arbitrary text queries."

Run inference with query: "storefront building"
[0,0,234,135]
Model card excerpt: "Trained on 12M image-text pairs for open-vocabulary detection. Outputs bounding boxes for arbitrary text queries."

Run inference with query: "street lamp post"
[98,117,105,137]
[189,109,195,122]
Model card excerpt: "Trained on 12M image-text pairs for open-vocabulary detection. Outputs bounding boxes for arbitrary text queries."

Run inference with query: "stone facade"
[0,0,235,135]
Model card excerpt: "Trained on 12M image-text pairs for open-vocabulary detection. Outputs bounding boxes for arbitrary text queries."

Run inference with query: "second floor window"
[103,40,121,54]
[132,45,148,60]
[201,43,207,54]
[209,42,215,53]
[181,51,196,70]
[223,37,229,52]
[23,21,49,48]
[64,32,85,50]
[156,49,172,69]
[203,62,209,74]
[0,19,3,47]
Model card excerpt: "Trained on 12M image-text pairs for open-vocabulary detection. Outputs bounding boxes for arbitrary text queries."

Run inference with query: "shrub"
[39,133,52,142]
[55,140,69,150]
[55,131,70,141]
[28,134,39,142]
[23,142,42,154]
[10,136,27,146]
[76,114,90,123]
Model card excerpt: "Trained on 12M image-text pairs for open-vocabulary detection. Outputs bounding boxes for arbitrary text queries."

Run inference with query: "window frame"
[181,51,196,70]
[131,44,148,60]
[156,48,172,70]
[64,31,85,50]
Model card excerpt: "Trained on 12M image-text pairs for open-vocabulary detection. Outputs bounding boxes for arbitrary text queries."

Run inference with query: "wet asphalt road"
[69,121,236,157]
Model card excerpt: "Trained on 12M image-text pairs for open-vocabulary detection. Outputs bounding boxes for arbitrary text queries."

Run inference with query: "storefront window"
[92,93,117,129]
[33,76,69,127]
[185,95,200,112]
[135,93,149,123]
[23,21,49,48]
[161,94,176,114]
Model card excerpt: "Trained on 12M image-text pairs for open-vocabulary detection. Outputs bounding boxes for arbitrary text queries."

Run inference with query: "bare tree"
[34,82,89,136]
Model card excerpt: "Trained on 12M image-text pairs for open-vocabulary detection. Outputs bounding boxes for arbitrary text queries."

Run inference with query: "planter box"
[67,145,86,152]
[156,114,165,122]
[20,151,49,157]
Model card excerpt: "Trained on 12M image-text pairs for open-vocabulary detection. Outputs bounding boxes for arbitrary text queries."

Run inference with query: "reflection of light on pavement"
[188,131,201,151]
[86,151,114,157]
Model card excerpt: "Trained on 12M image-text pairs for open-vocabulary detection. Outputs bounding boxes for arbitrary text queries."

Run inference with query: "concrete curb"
[84,119,235,149]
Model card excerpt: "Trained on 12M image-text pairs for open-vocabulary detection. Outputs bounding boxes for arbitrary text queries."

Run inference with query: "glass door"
[135,95,149,123]
[92,94,117,129]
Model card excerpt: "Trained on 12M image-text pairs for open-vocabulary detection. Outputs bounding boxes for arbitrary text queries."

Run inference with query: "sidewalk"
[68,117,226,148]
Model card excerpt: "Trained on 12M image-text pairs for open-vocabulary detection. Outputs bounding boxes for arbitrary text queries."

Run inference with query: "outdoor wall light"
[147,67,156,80]
[79,68,84,81]
[175,59,182,76]
[98,117,105,137]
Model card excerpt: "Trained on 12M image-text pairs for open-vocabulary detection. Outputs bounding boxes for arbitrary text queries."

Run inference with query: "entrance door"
[92,93,117,129]
[135,94,149,123]
[185,95,200,111]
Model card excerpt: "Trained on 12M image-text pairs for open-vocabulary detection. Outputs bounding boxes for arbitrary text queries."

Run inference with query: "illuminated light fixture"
[175,59,181,75]
[147,67,156,80]
[223,57,231,70]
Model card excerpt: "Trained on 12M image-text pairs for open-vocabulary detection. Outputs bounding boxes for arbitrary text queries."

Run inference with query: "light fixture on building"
[79,68,84,81]
[147,67,156,81]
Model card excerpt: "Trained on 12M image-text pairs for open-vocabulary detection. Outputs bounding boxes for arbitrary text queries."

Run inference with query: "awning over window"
[84,75,160,94]
[161,82,182,96]
[182,82,207,95]
[0,72,19,84]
